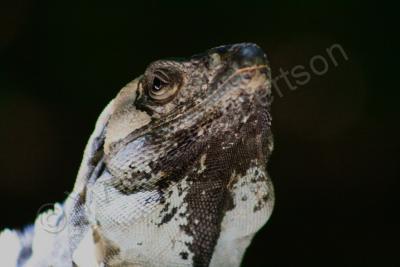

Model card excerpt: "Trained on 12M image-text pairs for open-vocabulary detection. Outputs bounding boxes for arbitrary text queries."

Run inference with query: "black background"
[0,1,398,266]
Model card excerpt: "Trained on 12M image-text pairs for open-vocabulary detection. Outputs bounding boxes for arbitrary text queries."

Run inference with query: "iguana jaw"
[105,44,271,161]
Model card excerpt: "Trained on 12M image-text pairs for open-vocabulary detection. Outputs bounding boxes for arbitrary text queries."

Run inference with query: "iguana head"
[71,43,274,267]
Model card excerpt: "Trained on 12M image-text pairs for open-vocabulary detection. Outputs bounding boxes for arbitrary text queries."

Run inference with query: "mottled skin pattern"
[0,43,274,267]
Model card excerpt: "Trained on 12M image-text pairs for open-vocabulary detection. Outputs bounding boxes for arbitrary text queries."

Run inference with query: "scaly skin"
[0,43,274,267]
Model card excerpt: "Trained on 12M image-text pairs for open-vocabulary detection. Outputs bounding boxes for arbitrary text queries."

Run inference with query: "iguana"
[0,43,275,267]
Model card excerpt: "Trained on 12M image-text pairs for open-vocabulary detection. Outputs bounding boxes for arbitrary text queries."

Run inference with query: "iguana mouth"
[104,62,271,193]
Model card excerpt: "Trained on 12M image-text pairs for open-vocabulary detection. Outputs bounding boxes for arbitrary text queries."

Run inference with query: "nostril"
[240,45,264,60]
[232,44,266,68]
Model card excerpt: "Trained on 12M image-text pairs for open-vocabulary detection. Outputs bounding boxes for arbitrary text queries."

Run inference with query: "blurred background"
[0,1,398,266]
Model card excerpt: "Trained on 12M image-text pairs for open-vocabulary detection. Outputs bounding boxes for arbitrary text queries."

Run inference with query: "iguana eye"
[152,77,167,92]
[147,69,182,103]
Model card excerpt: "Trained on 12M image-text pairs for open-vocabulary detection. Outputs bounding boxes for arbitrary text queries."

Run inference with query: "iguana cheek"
[104,108,151,155]
[104,79,152,155]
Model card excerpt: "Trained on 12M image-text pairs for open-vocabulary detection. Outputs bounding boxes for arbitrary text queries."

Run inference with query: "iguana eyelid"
[145,67,184,104]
